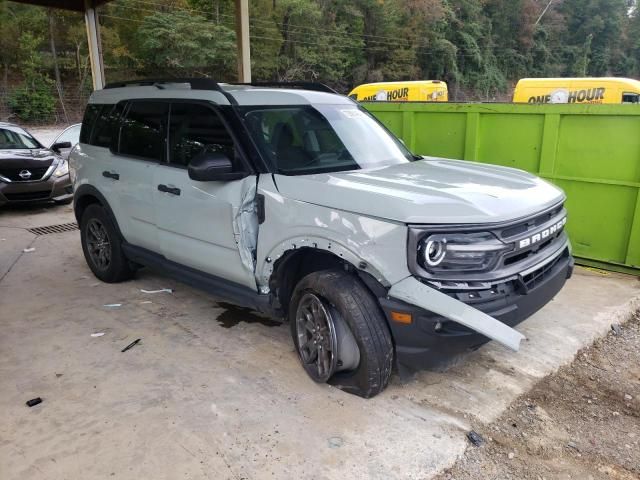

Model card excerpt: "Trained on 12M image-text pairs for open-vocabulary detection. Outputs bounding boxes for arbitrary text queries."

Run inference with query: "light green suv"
[71,79,573,398]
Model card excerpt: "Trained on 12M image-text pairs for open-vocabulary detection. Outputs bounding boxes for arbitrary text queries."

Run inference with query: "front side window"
[168,103,235,167]
[240,104,415,175]
[119,101,168,161]
[0,125,42,150]
[622,92,639,104]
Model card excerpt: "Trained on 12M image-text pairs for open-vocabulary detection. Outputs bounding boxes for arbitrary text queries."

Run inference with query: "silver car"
[71,79,573,398]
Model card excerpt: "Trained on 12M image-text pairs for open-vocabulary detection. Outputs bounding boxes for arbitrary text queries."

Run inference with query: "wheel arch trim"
[73,184,123,239]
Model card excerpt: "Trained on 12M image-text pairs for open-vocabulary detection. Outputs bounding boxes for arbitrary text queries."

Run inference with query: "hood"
[0,148,56,169]
[273,157,565,224]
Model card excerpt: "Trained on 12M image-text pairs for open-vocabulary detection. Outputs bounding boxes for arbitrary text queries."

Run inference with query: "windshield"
[240,104,416,175]
[0,125,42,150]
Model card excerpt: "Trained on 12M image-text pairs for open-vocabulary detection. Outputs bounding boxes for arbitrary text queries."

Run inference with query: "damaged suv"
[71,79,573,398]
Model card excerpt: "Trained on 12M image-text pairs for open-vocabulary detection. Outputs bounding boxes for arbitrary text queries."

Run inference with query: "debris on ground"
[611,323,622,335]
[103,303,122,308]
[22,248,35,253]
[140,288,173,294]
[328,436,343,448]
[140,301,152,304]
[26,398,42,407]
[90,332,105,337]
[121,338,141,353]
[436,310,640,480]
[466,430,485,447]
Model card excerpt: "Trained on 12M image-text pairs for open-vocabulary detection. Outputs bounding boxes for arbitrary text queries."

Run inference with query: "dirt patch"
[436,312,640,480]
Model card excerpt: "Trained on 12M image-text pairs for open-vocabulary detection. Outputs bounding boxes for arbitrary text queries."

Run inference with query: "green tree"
[136,10,237,77]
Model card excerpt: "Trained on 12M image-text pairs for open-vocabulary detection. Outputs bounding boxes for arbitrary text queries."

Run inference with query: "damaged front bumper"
[384,245,574,370]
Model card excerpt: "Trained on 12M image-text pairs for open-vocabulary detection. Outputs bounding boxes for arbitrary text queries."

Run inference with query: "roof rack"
[229,81,337,94]
[104,78,223,91]
[103,77,239,104]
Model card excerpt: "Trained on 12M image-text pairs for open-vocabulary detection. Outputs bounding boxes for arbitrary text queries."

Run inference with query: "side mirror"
[51,141,72,152]
[188,151,248,182]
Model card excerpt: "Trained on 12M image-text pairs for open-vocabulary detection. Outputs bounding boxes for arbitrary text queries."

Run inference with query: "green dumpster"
[364,102,640,274]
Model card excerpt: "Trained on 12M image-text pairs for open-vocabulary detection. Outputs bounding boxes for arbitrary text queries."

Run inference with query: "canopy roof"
[11,0,113,12]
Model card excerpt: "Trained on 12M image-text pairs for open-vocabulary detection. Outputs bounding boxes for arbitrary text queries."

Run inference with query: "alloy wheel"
[86,218,111,271]
[295,292,338,382]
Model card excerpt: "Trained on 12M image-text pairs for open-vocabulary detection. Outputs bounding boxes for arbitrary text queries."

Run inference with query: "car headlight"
[53,159,69,177]
[418,232,511,273]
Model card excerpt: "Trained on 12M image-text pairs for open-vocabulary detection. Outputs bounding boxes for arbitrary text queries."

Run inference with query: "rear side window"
[622,92,639,104]
[119,101,168,161]
[79,104,101,144]
[168,103,235,167]
[92,103,124,148]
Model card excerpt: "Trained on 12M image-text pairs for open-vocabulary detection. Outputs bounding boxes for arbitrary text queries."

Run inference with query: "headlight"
[53,159,69,177]
[418,232,511,273]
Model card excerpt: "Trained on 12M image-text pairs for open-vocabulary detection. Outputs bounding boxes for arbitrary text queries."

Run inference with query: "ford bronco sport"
[71,79,573,398]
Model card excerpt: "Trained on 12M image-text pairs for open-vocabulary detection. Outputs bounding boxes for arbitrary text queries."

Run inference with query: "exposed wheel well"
[268,247,387,317]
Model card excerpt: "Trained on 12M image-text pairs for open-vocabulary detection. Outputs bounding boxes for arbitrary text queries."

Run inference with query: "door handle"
[102,171,120,180]
[157,184,181,196]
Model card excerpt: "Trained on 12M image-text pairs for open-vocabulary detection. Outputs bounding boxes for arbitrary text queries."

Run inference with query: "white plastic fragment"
[23,247,36,253]
[140,288,173,294]
[91,332,105,337]
[140,301,152,304]
[103,303,122,308]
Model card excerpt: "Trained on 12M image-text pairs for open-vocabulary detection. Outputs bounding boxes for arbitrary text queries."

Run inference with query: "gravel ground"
[435,310,640,480]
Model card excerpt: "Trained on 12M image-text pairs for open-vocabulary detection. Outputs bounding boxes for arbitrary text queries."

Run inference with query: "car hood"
[0,148,56,168]
[273,157,565,224]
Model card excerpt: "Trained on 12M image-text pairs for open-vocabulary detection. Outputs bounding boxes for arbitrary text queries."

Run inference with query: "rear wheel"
[289,269,393,398]
[80,204,134,283]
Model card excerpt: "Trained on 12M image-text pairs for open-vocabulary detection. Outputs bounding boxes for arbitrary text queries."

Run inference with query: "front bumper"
[0,174,72,206]
[382,246,574,371]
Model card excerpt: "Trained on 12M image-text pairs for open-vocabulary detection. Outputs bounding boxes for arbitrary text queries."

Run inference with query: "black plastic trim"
[121,243,275,315]
[382,249,573,371]
[229,81,338,94]
[73,184,123,238]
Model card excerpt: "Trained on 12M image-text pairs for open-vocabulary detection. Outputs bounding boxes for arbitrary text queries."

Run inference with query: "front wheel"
[289,270,394,398]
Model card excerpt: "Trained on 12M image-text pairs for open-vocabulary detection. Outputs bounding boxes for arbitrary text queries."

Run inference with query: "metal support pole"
[235,0,251,83]
[84,0,104,90]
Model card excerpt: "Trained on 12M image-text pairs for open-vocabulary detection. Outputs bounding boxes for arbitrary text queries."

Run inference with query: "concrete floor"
[1,203,639,480]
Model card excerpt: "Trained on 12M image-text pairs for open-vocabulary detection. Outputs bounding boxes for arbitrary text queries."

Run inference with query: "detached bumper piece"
[383,247,573,371]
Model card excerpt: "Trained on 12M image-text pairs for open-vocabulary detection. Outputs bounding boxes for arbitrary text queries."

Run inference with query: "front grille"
[0,167,50,181]
[4,190,52,201]
[28,222,78,235]
[500,204,563,238]
[521,248,568,291]
[498,205,567,269]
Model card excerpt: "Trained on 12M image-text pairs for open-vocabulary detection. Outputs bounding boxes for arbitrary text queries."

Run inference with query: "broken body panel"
[252,162,568,352]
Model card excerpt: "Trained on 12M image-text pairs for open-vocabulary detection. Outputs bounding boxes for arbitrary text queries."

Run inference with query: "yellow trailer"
[349,80,448,102]
[513,77,640,104]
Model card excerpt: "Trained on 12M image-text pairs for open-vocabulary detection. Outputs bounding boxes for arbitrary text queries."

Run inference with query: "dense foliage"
[1,0,639,113]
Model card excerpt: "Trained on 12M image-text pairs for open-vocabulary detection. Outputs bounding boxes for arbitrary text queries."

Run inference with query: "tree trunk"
[48,9,68,123]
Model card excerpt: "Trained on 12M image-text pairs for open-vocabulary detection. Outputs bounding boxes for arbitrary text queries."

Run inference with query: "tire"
[80,204,134,283]
[289,269,394,398]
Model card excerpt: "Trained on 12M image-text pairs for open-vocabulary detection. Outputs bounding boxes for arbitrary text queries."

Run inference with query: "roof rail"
[104,78,224,91]
[230,81,338,94]
[102,77,238,104]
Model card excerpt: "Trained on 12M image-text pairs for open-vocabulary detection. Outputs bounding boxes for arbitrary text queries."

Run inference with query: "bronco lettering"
[518,217,567,249]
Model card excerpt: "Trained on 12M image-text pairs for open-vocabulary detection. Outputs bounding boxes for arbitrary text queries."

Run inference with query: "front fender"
[388,276,526,351]
[255,175,410,288]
